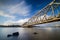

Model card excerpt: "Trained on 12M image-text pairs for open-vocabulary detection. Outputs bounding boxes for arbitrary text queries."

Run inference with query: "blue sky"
[0,0,60,26]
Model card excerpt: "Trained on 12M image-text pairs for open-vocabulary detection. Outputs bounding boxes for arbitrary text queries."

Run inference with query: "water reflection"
[0,27,60,40]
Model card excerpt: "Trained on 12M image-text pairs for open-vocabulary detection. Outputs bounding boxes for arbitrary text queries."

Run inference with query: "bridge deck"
[23,18,60,27]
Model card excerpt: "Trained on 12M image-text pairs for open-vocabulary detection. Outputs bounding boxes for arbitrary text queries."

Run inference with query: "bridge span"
[22,0,60,27]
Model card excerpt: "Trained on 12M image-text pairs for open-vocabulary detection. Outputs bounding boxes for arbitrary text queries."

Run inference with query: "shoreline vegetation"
[0,25,60,27]
[0,25,21,27]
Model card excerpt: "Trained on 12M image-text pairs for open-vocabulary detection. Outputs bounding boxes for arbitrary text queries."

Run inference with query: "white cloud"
[0,10,15,19]
[3,18,29,25]
[40,15,49,20]
[0,0,31,25]
[29,15,50,22]
[7,1,31,16]
[17,18,29,25]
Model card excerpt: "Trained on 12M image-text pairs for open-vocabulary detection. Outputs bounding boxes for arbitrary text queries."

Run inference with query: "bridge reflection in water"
[0,27,60,40]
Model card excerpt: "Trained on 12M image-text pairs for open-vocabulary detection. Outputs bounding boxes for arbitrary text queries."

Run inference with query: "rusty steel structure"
[22,0,60,27]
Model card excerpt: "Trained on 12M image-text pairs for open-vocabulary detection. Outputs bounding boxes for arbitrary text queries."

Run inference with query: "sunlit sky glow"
[0,0,60,26]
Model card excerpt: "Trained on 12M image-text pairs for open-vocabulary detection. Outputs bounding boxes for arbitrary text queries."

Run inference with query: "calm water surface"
[0,27,60,40]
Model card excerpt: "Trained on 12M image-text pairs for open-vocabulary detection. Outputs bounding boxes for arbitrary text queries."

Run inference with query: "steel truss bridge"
[22,0,60,27]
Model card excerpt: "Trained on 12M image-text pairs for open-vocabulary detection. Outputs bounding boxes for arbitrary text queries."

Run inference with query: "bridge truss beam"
[22,0,60,27]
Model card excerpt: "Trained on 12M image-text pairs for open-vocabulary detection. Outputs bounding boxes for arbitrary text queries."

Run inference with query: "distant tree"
[58,13,60,17]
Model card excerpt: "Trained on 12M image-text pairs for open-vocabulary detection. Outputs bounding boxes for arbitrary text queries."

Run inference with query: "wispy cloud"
[3,18,29,25]
[7,1,31,16]
[0,0,31,25]
[0,10,15,19]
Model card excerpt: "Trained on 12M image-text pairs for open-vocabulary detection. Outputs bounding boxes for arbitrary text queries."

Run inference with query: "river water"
[0,27,60,40]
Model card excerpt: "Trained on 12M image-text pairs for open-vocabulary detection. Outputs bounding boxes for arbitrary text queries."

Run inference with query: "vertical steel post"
[51,5,55,17]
